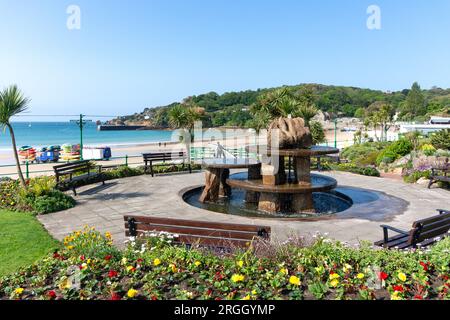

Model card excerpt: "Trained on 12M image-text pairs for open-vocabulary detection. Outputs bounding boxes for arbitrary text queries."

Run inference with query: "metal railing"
[0,141,357,179]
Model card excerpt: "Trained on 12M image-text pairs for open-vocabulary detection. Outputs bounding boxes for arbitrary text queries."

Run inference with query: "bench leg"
[428,179,435,189]
[150,163,154,177]
[72,187,77,196]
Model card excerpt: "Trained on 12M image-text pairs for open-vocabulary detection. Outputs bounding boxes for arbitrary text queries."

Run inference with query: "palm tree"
[295,103,318,126]
[168,103,201,161]
[0,85,30,187]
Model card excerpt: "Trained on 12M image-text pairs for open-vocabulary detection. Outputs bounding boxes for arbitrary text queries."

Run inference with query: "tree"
[365,102,394,141]
[0,85,30,188]
[401,82,426,120]
[168,103,202,162]
[250,87,318,126]
[430,129,450,150]
[309,121,326,145]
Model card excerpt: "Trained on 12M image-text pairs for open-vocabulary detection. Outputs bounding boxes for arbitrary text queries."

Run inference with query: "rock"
[267,117,313,149]
[416,177,430,185]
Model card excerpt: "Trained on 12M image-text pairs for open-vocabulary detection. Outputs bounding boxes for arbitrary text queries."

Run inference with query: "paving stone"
[38,171,450,247]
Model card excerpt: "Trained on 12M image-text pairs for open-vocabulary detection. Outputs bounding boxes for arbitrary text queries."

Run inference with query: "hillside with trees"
[110,83,450,129]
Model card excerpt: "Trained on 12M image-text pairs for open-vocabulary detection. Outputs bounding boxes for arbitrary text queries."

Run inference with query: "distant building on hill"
[429,116,450,125]
[400,118,450,134]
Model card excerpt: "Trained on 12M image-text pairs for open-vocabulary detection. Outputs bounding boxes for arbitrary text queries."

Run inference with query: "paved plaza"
[38,170,450,247]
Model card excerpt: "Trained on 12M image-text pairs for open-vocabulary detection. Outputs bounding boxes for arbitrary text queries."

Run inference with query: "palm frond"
[0,85,30,124]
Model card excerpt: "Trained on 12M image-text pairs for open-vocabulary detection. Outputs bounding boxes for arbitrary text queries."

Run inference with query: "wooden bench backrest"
[408,212,450,244]
[143,152,186,162]
[53,160,92,174]
[124,215,270,248]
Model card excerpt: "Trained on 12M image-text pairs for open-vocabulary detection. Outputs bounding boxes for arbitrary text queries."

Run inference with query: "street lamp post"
[70,114,91,160]
[334,119,338,148]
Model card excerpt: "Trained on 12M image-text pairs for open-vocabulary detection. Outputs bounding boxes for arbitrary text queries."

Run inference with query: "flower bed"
[1,228,449,300]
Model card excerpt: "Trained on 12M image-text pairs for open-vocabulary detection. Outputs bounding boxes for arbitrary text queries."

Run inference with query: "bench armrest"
[380,224,409,245]
[437,209,450,215]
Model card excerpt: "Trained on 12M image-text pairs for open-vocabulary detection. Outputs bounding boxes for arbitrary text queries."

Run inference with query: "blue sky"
[1,0,450,121]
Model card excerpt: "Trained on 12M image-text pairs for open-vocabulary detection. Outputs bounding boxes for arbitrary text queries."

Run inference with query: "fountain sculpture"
[197,117,340,215]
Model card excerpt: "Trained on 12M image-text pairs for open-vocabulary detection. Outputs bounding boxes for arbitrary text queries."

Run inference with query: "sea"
[0,122,175,151]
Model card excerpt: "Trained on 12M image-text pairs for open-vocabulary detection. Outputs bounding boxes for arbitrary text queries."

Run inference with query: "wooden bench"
[124,215,271,250]
[428,165,450,189]
[142,151,191,177]
[374,209,450,249]
[53,160,105,196]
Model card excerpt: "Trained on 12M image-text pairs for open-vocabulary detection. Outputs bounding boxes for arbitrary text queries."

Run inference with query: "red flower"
[108,270,118,278]
[111,292,122,300]
[104,255,112,261]
[150,295,158,300]
[419,261,429,272]
[393,285,404,292]
[206,289,213,296]
[47,290,57,299]
[80,255,85,261]
[414,295,423,300]
[378,272,388,281]
[136,258,143,264]
[53,251,60,259]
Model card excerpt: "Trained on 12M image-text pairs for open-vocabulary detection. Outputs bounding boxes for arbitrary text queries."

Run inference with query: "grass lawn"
[0,210,60,277]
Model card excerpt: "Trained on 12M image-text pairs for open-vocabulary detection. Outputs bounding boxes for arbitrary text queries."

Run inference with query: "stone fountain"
[226,117,340,215]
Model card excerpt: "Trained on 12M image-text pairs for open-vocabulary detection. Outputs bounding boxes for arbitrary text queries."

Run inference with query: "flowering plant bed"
[1,227,449,300]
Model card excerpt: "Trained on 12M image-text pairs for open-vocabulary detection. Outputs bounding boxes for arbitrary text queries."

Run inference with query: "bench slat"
[417,224,450,242]
[124,215,271,234]
[125,222,260,240]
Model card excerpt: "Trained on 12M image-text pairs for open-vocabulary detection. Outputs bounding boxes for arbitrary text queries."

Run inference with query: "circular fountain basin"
[183,185,408,220]
[183,187,352,218]
[227,172,337,194]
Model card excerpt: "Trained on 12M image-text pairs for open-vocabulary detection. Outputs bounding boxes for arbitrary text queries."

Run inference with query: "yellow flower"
[237,260,244,268]
[127,289,138,298]
[330,279,339,288]
[80,263,88,270]
[315,266,324,274]
[356,273,365,279]
[343,264,353,273]
[66,245,74,250]
[329,273,340,280]
[14,288,24,295]
[153,258,161,266]
[194,261,201,267]
[59,278,72,290]
[398,272,407,282]
[231,274,245,283]
[391,291,402,300]
[105,232,112,239]
[126,266,135,272]
[279,268,289,275]
[251,289,257,296]
[289,275,301,286]
[169,263,178,273]
[242,294,251,300]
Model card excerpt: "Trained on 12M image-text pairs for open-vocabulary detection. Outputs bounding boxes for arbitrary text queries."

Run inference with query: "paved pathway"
[38,171,450,247]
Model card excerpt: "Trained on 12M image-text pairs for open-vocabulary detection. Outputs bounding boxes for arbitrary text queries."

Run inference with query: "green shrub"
[376,139,413,165]
[430,129,450,150]
[341,142,388,166]
[24,191,76,215]
[403,170,432,183]
[421,144,436,156]
[0,177,74,215]
[331,163,380,177]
